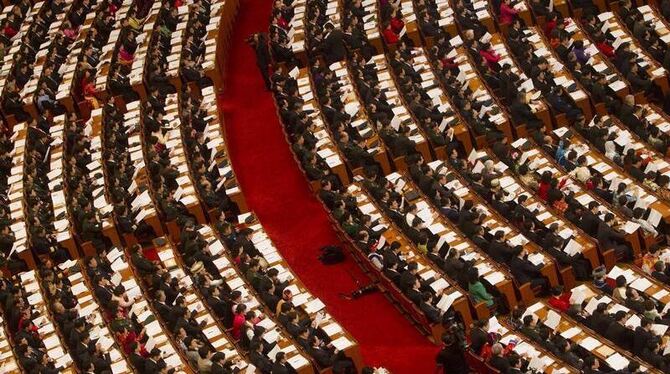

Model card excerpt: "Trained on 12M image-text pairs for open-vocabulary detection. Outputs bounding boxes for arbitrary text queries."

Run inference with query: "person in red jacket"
[390,9,405,34]
[595,35,615,58]
[548,287,572,312]
[537,172,552,200]
[2,17,17,39]
[479,43,501,71]
[383,22,399,44]
[544,13,558,35]
[499,0,519,25]
[231,303,247,340]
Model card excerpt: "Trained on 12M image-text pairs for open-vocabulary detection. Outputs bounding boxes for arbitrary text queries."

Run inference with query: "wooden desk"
[354,0,382,53]
[623,5,670,71]
[491,33,552,131]
[523,26,593,122]
[130,2,162,98]
[641,103,670,158]
[137,95,206,240]
[344,183,473,341]
[45,116,82,259]
[86,109,125,248]
[234,213,364,368]
[551,124,670,230]
[574,281,668,370]
[102,99,164,240]
[149,238,267,373]
[522,297,659,373]
[391,0,421,47]
[17,269,78,373]
[94,1,137,93]
[162,93,208,225]
[0,315,20,373]
[359,54,433,165]
[607,263,670,308]
[159,228,315,373]
[44,260,134,373]
[328,60,392,175]
[553,0,570,18]
[426,0,458,38]
[484,316,579,373]
[0,0,44,116]
[183,87,248,212]
[289,67,350,185]
[426,160,561,295]
[451,45,514,146]
[382,172,519,312]
[487,0,533,31]
[597,11,669,95]
[6,121,35,269]
[17,0,81,116]
[209,0,240,92]
[385,47,473,156]
[55,0,111,112]
[449,0,495,34]
[86,251,193,373]
[564,18,631,104]
[469,148,600,278]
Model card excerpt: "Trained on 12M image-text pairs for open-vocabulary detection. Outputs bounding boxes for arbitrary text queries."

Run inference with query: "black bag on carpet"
[319,245,345,265]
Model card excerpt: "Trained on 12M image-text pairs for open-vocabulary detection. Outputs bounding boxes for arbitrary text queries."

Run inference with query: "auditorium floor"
[217,0,439,372]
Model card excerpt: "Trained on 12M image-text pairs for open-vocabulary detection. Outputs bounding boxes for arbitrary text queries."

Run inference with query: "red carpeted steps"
[218,0,439,372]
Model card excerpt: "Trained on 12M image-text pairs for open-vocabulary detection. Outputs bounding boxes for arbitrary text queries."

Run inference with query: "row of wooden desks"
[341,183,473,341]
[425,159,561,290]
[236,213,364,368]
[382,171,519,310]
[521,296,660,373]
[468,148,600,280]
[508,137,647,261]
[157,228,314,373]
[551,124,670,229]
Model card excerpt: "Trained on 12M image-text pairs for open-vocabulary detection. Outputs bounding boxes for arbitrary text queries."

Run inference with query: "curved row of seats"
[271,0,670,371]
[0,0,367,372]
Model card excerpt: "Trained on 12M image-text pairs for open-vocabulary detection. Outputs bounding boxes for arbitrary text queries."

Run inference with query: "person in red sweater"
[499,0,519,25]
[2,17,17,39]
[595,35,615,58]
[383,22,399,44]
[271,10,288,30]
[537,172,552,200]
[390,9,405,34]
[118,326,148,356]
[548,287,572,312]
[231,303,247,340]
[479,43,501,71]
[544,13,570,35]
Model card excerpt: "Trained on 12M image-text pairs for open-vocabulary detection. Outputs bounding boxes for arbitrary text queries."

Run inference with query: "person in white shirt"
[633,207,659,237]
[604,133,618,161]
[570,155,591,183]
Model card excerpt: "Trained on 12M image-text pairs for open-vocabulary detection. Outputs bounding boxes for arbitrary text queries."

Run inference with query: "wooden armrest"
[517,282,535,305]
[473,301,491,320]
[558,265,576,290]
[601,248,617,271]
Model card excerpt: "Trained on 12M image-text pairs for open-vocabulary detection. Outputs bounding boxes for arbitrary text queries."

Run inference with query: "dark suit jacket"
[490,355,510,373]
[509,256,541,285]
[605,322,634,351]
[469,327,488,354]
[323,30,346,64]
[633,326,654,355]
[597,222,625,250]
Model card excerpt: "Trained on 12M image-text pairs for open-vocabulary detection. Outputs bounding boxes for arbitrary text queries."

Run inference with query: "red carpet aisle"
[218,0,439,372]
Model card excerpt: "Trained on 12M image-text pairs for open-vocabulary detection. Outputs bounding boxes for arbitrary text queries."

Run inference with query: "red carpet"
[218,0,439,372]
